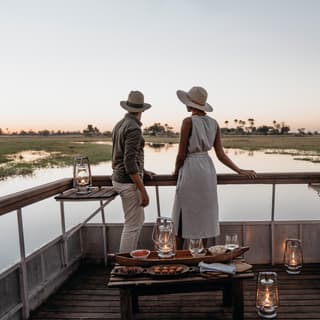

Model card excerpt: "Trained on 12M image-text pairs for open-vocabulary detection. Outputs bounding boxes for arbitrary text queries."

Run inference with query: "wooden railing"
[1,172,320,216]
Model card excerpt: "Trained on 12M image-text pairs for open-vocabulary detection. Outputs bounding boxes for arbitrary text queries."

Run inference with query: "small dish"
[189,249,207,258]
[208,245,228,255]
[130,249,151,259]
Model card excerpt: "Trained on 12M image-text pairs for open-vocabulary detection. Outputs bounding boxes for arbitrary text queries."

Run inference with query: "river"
[0,143,319,271]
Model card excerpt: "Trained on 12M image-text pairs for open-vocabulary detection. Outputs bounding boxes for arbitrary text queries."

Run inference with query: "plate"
[147,264,189,277]
[111,266,145,277]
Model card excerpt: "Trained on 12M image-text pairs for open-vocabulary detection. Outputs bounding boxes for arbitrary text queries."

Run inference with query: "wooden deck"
[30,263,320,320]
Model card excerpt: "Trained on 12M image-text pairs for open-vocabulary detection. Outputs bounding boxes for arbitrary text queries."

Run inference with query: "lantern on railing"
[152,217,176,258]
[256,272,279,319]
[284,239,303,274]
[73,156,92,194]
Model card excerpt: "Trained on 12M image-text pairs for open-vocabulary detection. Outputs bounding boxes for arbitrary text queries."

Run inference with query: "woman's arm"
[173,117,192,175]
[214,125,256,178]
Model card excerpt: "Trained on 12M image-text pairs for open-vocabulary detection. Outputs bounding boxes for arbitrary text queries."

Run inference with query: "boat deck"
[29,263,320,320]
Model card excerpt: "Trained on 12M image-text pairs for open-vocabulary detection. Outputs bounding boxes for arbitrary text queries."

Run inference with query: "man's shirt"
[111,113,144,183]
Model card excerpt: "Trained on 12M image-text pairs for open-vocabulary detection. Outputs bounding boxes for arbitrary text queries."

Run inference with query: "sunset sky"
[0,0,319,133]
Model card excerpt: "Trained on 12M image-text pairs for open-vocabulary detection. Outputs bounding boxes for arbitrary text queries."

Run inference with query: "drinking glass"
[225,234,239,250]
[188,239,205,257]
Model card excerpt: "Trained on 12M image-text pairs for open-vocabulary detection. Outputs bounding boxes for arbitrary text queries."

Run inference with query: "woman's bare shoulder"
[182,117,192,126]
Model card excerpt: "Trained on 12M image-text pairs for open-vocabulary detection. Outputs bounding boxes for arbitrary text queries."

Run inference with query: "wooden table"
[108,267,254,320]
[55,187,117,265]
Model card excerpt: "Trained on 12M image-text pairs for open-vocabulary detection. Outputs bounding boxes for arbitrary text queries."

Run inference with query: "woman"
[172,86,256,249]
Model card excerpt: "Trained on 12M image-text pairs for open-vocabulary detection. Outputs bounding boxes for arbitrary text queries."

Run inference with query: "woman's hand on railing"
[238,169,257,179]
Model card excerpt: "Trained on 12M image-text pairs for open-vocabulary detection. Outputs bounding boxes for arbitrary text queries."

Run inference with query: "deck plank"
[30,263,320,320]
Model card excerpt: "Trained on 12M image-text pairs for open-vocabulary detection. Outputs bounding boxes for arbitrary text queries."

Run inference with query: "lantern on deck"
[284,239,303,274]
[256,272,279,319]
[73,156,92,194]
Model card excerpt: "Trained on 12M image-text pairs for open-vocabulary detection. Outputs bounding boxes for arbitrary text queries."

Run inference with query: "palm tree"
[224,120,229,128]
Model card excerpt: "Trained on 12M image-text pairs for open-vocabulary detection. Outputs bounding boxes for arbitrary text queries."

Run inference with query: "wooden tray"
[115,247,249,267]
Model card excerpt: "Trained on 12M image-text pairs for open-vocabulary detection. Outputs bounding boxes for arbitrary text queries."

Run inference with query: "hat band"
[188,94,205,106]
[127,101,145,109]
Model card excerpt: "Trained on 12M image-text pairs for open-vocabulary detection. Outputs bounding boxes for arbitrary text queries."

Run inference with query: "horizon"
[1,0,320,132]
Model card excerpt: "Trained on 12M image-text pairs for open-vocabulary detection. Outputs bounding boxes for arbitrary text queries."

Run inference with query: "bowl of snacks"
[208,245,228,255]
[130,249,151,259]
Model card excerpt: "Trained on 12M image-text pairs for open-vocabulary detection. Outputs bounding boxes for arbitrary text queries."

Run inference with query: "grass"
[0,136,112,180]
[221,135,320,153]
[0,134,320,180]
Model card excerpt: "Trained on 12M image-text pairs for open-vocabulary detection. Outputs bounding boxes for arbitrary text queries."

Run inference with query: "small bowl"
[130,249,151,259]
[208,245,228,255]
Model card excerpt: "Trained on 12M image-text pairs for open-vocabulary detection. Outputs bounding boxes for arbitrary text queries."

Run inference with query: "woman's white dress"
[172,115,219,239]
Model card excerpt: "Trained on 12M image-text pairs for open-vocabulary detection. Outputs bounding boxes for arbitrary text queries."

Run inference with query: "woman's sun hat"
[176,86,213,112]
[120,90,151,112]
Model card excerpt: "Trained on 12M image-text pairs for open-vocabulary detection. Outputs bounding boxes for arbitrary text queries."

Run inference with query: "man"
[112,90,154,253]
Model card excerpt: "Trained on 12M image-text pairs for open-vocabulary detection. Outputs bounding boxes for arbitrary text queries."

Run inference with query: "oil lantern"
[284,239,303,274]
[256,272,279,319]
[73,156,92,194]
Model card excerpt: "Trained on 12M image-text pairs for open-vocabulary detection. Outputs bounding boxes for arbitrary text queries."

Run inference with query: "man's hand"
[140,188,150,207]
[144,170,156,180]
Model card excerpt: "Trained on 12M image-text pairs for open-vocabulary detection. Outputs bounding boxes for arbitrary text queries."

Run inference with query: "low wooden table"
[108,267,254,320]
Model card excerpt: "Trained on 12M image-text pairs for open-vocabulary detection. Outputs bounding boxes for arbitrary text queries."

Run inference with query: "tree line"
[221,119,291,135]
[0,120,318,136]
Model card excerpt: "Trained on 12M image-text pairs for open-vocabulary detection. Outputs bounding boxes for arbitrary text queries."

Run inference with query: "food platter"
[115,246,249,267]
[111,266,145,277]
[146,264,189,277]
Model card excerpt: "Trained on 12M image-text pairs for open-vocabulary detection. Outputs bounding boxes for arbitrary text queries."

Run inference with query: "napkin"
[198,262,236,275]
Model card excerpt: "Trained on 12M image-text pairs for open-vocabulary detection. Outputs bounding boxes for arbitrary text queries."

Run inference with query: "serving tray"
[115,246,249,267]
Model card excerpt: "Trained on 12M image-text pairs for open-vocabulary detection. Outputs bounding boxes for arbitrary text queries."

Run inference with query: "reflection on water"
[146,142,174,151]
[0,144,320,271]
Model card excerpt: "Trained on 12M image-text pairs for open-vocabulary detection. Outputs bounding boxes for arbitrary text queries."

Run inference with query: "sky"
[0,0,319,133]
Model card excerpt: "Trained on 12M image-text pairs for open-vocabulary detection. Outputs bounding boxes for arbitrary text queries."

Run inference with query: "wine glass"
[188,239,205,257]
[225,233,239,250]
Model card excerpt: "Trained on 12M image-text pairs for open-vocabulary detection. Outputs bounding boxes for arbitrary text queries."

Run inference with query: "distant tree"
[280,122,290,134]
[297,128,306,135]
[28,130,36,135]
[0,128,2,135]
[38,129,50,136]
[256,125,272,135]
[83,124,100,136]
[144,122,166,136]
[247,118,255,133]
[224,120,229,128]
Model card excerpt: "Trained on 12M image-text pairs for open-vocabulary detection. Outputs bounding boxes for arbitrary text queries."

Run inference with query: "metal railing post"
[16,208,30,320]
[59,200,68,267]
[155,185,161,217]
[100,200,108,266]
[271,184,276,265]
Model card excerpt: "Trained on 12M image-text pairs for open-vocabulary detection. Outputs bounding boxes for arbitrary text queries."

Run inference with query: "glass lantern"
[152,217,176,258]
[73,156,92,194]
[256,272,279,319]
[284,239,303,274]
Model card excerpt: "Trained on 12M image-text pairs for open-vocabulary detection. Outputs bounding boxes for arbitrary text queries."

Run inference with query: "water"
[0,144,320,271]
